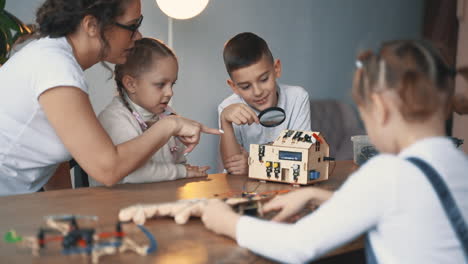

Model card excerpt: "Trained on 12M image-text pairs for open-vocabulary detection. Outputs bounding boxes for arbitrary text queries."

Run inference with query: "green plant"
[0,0,33,65]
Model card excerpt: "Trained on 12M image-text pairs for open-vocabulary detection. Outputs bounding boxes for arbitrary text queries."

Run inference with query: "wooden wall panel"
[454,0,468,153]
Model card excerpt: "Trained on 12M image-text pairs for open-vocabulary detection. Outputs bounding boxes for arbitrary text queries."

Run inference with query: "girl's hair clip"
[356,60,363,69]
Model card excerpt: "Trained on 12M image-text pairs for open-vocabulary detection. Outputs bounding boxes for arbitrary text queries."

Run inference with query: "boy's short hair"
[223,32,274,75]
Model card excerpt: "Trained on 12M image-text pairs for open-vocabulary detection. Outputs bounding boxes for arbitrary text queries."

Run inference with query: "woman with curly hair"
[0,0,220,196]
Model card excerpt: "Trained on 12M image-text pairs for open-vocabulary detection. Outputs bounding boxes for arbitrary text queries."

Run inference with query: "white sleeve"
[33,50,87,98]
[289,90,311,131]
[236,155,398,263]
[217,104,224,130]
[218,102,244,149]
[123,160,187,183]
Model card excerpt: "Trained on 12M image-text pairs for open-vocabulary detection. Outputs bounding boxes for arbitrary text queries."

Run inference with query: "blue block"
[309,171,320,180]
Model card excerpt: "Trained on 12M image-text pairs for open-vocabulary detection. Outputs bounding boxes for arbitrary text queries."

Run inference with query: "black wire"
[243,177,261,193]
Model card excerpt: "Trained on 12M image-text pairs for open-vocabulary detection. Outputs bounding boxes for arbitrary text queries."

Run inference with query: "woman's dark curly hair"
[36,0,131,59]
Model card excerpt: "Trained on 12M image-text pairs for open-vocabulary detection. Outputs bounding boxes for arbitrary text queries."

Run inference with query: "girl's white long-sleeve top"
[89,97,187,186]
[236,137,468,264]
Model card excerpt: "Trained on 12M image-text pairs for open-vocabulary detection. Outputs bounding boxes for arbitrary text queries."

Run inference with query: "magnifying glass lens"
[258,107,286,127]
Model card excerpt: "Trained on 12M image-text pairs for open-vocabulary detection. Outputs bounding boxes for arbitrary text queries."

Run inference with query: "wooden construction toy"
[4,215,157,264]
[248,129,332,185]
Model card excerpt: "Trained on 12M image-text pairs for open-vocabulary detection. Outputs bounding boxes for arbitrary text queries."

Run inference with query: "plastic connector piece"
[312,133,322,143]
[308,170,320,180]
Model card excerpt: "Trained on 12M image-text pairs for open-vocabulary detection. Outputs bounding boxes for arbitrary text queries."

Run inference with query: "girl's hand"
[262,188,333,222]
[262,188,316,222]
[221,103,259,126]
[185,164,210,178]
[167,116,223,153]
[201,199,240,239]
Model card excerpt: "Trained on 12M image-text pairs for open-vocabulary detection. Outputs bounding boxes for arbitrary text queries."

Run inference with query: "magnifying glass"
[258,107,286,127]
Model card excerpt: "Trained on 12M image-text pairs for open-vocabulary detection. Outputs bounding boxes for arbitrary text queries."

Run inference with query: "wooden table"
[0,161,362,263]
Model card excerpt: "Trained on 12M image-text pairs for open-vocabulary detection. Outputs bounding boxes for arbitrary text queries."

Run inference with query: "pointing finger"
[201,125,224,135]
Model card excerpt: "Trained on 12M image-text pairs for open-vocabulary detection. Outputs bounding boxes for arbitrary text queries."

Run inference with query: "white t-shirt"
[237,137,468,264]
[217,83,311,151]
[0,37,87,196]
[88,97,187,186]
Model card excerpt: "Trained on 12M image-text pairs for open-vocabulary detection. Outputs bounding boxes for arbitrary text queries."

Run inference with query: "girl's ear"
[371,93,390,126]
[274,59,282,78]
[81,15,99,37]
[122,75,136,94]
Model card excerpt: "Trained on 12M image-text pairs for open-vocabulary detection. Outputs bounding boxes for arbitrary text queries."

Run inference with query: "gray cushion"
[310,99,365,160]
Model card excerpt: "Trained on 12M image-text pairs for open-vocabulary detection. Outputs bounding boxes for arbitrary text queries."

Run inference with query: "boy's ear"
[81,15,99,37]
[273,59,282,78]
[122,75,137,94]
[371,93,390,126]
[227,79,240,95]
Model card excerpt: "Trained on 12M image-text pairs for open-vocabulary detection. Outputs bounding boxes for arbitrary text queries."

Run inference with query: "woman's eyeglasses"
[114,15,143,39]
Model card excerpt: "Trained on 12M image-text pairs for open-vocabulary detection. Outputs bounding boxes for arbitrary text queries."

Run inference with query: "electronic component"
[279,151,302,161]
[249,130,331,185]
[258,145,265,162]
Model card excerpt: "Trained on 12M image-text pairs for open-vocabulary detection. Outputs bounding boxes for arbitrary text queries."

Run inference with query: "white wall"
[6,0,424,172]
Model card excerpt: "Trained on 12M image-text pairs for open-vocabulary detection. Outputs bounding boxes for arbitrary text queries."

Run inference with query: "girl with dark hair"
[201,40,468,263]
[0,0,220,196]
[89,38,210,186]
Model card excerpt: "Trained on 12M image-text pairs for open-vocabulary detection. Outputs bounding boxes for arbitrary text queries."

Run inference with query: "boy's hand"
[185,164,210,178]
[224,148,249,175]
[221,103,259,126]
[201,199,240,239]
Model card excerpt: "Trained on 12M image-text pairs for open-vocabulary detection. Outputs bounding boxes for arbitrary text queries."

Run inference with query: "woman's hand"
[185,164,210,178]
[201,199,240,239]
[166,115,223,154]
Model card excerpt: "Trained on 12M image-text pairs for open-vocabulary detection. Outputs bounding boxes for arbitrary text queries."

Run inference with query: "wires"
[137,225,157,254]
[242,177,261,194]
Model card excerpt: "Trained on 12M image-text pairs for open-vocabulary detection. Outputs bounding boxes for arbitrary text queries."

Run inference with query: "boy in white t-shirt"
[218,32,311,175]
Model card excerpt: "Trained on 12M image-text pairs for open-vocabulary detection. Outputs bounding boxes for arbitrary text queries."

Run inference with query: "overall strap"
[365,235,379,264]
[407,157,468,260]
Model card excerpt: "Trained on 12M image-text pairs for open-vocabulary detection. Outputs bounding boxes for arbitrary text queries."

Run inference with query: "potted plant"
[0,0,34,65]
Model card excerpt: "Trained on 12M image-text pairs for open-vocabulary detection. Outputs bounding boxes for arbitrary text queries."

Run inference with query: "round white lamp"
[156,0,210,20]
[155,0,210,48]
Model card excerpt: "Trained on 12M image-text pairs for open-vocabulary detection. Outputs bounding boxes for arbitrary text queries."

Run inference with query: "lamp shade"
[156,0,209,20]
